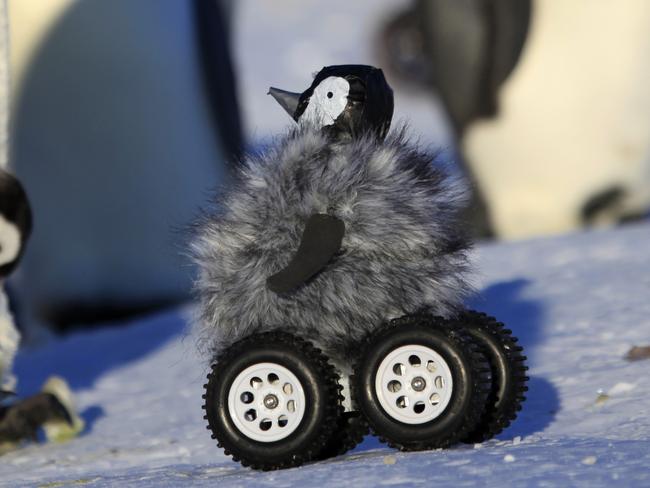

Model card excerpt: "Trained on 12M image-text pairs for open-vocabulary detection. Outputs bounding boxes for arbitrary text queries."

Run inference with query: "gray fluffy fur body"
[192,126,473,363]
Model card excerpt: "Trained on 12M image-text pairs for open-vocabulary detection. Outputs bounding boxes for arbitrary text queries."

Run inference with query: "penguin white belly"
[464,0,650,239]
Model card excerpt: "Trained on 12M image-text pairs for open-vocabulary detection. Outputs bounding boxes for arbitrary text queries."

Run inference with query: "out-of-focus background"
[2,2,650,485]
[5,0,650,338]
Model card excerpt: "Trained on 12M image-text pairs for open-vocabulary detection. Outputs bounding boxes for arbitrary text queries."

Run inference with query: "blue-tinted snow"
[1,222,649,487]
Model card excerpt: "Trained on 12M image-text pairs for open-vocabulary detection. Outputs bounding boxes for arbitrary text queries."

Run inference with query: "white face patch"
[300,76,350,129]
[0,215,21,267]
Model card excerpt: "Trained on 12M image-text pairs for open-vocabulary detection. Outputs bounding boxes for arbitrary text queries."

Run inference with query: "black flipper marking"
[267,214,345,294]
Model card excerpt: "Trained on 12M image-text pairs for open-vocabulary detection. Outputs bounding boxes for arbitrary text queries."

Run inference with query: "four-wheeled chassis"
[203,310,528,470]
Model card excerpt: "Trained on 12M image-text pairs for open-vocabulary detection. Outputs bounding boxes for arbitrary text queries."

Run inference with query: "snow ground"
[1,222,650,487]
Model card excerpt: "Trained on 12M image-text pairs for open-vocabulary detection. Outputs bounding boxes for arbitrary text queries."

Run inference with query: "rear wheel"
[458,310,529,443]
[316,411,368,460]
[203,331,343,470]
[352,314,491,451]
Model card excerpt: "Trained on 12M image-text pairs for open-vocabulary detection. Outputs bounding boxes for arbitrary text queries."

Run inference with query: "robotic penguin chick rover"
[194,65,528,470]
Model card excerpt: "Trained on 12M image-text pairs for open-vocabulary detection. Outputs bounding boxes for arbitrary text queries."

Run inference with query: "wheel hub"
[263,394,279,409]
[227,362,306,442]
[411,376,426,392]
[374,344,454,424]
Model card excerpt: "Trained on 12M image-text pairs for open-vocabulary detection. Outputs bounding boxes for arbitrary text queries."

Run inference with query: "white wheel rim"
[227,362,306,442]
[374,344,454,424]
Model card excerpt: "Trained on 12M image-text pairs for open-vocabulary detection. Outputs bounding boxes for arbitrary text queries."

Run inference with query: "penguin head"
[0,170,32,279]
[269,65,394,140]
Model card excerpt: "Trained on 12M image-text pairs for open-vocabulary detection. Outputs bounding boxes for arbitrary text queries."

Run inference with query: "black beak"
[268,87,301,120]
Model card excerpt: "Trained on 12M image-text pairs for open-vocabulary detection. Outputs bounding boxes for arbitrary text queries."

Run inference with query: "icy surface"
[2,222,650,487]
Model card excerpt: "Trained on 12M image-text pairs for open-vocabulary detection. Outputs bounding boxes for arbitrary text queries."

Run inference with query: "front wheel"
[203,331,343,470]
[352,314,491,451]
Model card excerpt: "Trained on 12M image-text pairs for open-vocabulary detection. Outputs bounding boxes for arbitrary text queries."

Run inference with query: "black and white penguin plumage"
[0,172,80,443]
[0,171,32,279]
[192,65,472,362]
[0,169,32,394]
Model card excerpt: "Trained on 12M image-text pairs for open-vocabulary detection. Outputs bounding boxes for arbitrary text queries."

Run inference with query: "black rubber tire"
[458,310,529,443]
[316,411,368,460]
[352,313,492,451]
[203,331,343,470]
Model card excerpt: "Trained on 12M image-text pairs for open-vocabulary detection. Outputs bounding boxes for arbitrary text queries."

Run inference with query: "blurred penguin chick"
[0,170,32,394]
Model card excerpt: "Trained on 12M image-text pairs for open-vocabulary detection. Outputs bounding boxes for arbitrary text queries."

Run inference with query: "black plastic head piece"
[0,169,32,278]
[269,65,394,140]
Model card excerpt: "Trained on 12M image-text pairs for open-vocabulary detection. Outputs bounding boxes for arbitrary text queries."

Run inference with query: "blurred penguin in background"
[379,0,532,237]
[0,170,31,397]
[0,170,76,450]
[381,0,650,239]
[8,0,240,335]
[0,0,83,448]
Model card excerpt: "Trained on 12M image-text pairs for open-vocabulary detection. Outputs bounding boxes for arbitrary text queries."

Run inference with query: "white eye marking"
[0,215,21,267]
[300,76,350,128]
